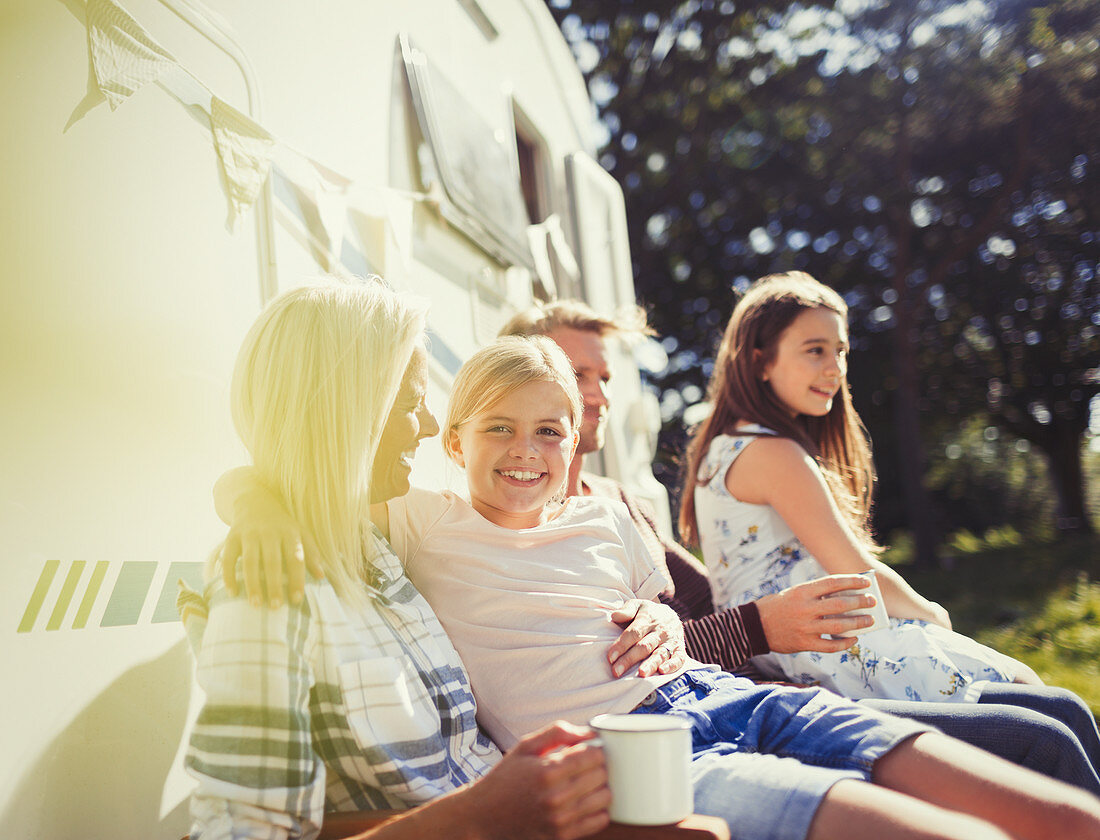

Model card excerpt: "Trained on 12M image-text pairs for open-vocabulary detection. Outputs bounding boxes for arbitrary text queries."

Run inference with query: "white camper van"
[0,1,667,837]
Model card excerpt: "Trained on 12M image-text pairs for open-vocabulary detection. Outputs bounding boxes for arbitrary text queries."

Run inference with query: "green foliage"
[978,574,1100,714]
[923,416,1057,536]
[547,0,1100,540]
[945,525,1026,554]
[898,533,1100,714]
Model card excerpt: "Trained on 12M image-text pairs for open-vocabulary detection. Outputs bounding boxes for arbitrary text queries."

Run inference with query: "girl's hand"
[756,575,875,653]
[926,601,952,630]
[608,600,687,677]
[215,469,319,607]
[465,722,610,840]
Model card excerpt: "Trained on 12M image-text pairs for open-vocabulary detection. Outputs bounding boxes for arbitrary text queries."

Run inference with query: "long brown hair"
[678,272,876,549]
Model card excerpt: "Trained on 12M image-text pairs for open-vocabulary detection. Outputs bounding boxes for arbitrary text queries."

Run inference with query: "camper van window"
[514,109,547,225]
[400,35,534,270]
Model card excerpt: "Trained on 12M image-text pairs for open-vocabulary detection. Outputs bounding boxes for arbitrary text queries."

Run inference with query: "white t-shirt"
[386,488,691,749]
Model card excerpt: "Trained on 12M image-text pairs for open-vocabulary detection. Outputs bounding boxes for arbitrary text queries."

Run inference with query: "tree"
[917,1,1100,533]
[548,0,1100,556]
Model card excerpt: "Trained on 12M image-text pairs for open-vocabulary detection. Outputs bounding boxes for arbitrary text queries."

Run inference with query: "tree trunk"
[887,85,941,568]
[890,303,941,567]
[1038,422,1094,534]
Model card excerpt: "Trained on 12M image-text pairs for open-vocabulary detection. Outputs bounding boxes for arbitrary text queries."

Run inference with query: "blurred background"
[545,0,1100,707]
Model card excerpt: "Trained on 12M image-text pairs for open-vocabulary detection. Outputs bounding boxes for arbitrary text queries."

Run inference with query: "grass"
[886,529,1100,716]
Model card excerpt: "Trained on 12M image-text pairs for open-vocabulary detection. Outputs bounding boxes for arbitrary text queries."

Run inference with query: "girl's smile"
[449,379,579,529]
[762,306,848,418]
[497,468,547,483]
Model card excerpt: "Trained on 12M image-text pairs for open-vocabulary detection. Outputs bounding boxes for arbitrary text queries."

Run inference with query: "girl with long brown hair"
[680,271,1039,701]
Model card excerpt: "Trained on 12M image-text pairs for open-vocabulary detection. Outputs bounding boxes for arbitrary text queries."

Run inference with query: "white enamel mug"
[590,712,693,825]
[827,569,891,637]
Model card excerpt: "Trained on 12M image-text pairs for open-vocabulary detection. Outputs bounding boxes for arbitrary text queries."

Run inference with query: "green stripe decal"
[18,560,60,633]
[72,561,109,629]
[152,562,205,623]
[100,562,156,627]
[46,561,86,631]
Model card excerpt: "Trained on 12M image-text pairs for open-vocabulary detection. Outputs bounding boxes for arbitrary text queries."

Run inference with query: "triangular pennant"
[210,97,276,231]
[310,159,352,272]
[272,146,353,271]
[86,0,178,111]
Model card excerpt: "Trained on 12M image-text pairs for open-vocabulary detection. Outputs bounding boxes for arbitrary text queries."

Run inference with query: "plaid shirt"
[181,527,500,840]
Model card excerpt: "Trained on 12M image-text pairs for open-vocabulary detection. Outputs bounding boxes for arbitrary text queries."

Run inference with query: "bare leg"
[808,779,1013,840]
[873,732,1100,840]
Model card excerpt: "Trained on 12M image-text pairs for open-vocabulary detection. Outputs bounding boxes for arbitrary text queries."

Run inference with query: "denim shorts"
[631,668,931,840]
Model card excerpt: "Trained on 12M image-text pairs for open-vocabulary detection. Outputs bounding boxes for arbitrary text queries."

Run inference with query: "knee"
[1048,688,1100,741]
[1051,792,1100,838]
[1054,687,1094,720]
[1016,715,1081,771]
[938,814,1014,840]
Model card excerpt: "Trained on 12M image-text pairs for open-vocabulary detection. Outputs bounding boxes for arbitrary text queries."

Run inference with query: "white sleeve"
[616,505,672,601]
[385,487,451,568]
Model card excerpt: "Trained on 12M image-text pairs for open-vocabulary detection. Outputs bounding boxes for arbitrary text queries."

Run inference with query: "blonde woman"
[182,280,612,840]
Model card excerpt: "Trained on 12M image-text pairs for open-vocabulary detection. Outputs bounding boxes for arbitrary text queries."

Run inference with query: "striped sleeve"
[679,601,770,671]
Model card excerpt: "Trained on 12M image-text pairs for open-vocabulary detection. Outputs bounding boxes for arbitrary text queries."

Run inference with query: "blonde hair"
[679,272,877,550]
[443,335,582,465]
[500,299,654,340]
[229,278,427,600]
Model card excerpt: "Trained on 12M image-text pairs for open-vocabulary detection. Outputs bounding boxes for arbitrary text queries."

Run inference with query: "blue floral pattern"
[694,430,1020,702]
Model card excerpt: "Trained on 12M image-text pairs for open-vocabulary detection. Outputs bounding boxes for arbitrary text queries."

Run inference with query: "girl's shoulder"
[702,425,777,468]
[729,422,777,438]
[700,427,811,492]
[392,486,468,522]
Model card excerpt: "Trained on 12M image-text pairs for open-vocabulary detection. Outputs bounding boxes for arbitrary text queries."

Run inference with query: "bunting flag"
[272,147,353,272]
[310,158,353,272]
[86,0,178,110]
[210,96,276,230]
[58,0,535,297]
[543,213,581,285]
[527,213,580,300]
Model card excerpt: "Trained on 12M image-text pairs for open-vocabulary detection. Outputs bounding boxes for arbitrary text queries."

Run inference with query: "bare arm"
[619,500,876,668]
[213,466,321,607]
[726,437,949,628]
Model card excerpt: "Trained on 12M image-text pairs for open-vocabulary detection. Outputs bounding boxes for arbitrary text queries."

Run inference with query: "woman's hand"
[463,722,610,840]
[755,575,875,653]
[607,600,687,678]
[215,469,319,607]
[349,723,609,840]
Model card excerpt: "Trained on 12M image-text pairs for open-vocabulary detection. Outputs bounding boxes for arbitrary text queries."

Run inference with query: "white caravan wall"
[0,2,657,838]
